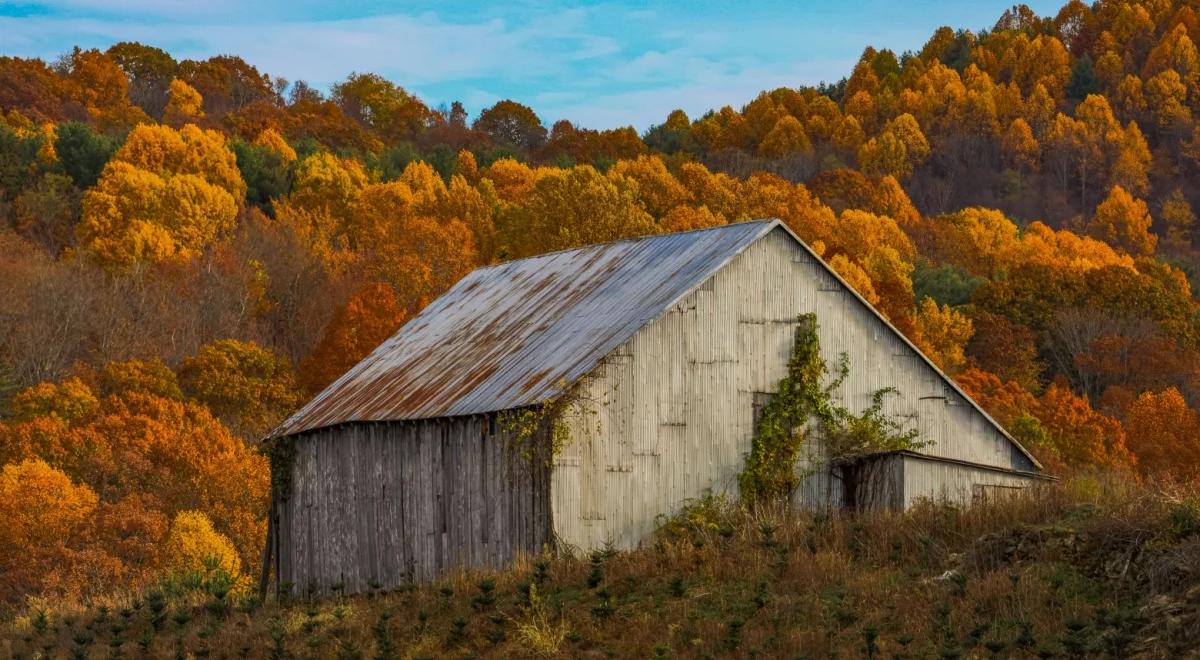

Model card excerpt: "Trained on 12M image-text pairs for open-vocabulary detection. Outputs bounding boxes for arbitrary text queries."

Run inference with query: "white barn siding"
[552,226,1039,551]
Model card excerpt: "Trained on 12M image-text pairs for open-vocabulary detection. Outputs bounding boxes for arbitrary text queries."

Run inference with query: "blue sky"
[0,0,1064,130]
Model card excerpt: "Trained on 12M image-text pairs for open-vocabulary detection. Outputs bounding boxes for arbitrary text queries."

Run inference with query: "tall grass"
[3,474,1197,658]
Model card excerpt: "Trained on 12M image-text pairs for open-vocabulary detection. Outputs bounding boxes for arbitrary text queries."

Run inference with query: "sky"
[0,0,1065,131]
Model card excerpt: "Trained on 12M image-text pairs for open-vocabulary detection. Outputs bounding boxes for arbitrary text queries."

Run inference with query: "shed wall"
[898,454,1044,507]
[276,417,550,593]
[552,226,1036,551]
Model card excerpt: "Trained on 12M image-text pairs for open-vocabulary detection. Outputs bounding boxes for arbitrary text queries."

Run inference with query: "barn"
[262,219,1044,594]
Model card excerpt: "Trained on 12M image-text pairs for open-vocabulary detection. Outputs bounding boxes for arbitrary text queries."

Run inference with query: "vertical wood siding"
[552,227,1040,551]
[898,454,1044,507]
[276,417,550,594]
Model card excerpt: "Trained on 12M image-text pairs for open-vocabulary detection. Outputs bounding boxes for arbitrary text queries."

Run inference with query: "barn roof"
[273,220,776,436]
[272,219,1039,470]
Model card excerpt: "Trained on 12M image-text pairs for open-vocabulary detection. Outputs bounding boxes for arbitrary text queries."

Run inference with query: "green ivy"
[739,313,923,504]
[262,438,297,501]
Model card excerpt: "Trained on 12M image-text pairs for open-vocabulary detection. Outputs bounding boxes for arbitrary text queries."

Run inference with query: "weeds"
[2,476,1197,657]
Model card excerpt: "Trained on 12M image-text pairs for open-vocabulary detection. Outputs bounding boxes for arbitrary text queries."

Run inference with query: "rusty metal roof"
[274,220,778,436]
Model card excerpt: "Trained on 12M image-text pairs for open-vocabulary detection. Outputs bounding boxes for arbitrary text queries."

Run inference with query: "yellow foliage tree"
[1161,188,1195,250]
[831,115,866,153]
[1145,70,1192,130]
[177,340,305,439]
[282,151,370,240]
[483,158,539,204]
[96,358,183,400]
[162,510,243,584]
[1001,118,1040,171]
[163,79,204,126]
[500,165,655,258]
[858,132,909,178]
[455,149,480,185]
[1087,185,1157,256]
[914,297,974,374]
[828,254,881,307]
[78,123,245,268]
[437,174,497,263]
[758,115,814,158]
[660,205,726,233]
[608,155,689,219]
[252,127,297,163]
[10,377,99,423]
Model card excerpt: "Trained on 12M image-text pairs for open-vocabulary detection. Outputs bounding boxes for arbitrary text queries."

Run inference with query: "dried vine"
[498,378,597,468]
[739,313,923,504]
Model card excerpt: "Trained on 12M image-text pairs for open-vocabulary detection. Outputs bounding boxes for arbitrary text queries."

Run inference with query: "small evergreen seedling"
[1015,620,1036,649]
[171,608,191,630]
[267,617,288,660]
[372,610,396,660]
[862,625,879,659]
[759,523,777,548]
[471,578,497,610]
[337,638,364,660]
[417,610,429,633]
[668,575,686,598]
[587,550,605,588]
[724,617,744,651]
[32,609,49,635]
[147,591,168,631]
[533,558,551,584]
[1062,618,1089,656]
[753,580,770,609]
[591,587,614,618]
[484,612,506,644]
[447,618,468,647]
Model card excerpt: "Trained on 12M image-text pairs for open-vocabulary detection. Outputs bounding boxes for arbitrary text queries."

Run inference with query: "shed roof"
[273,220,776,436]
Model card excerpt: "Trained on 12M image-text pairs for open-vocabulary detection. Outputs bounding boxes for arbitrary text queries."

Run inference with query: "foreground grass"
[3,476,1199,659]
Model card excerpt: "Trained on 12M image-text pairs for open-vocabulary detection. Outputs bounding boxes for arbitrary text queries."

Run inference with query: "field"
[3,476,1198,659]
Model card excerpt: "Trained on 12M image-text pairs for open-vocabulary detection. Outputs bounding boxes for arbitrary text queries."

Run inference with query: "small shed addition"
[265,220,1043,594]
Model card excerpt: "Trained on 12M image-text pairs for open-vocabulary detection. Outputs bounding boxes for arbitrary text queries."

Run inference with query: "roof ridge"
[471,219,778,272]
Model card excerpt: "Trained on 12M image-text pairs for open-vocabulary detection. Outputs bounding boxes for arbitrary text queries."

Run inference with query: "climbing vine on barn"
[739,313,923,504]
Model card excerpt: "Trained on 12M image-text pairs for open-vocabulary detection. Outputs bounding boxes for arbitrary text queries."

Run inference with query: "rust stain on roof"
[273,220,778,436]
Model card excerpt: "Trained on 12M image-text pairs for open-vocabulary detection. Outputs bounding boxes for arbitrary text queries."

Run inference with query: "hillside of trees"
[2,0,1200,614]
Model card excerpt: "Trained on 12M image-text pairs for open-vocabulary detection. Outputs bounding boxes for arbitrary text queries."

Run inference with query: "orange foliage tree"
[300,282,409,395]
[0,459,98,605]
[1123,388,1200,480]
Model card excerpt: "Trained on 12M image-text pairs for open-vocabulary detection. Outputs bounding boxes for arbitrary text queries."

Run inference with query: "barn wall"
[276,417,550,593]
[552,226,1036,551]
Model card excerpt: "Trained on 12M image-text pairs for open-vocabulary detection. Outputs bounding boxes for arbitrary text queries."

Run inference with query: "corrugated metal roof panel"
[274,220,777,436]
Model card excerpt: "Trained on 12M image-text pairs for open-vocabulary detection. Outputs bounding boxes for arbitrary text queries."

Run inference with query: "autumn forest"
[2,0,1200,615]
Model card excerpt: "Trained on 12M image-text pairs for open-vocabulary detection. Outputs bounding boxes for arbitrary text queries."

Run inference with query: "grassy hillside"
[2,477,1197,659]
